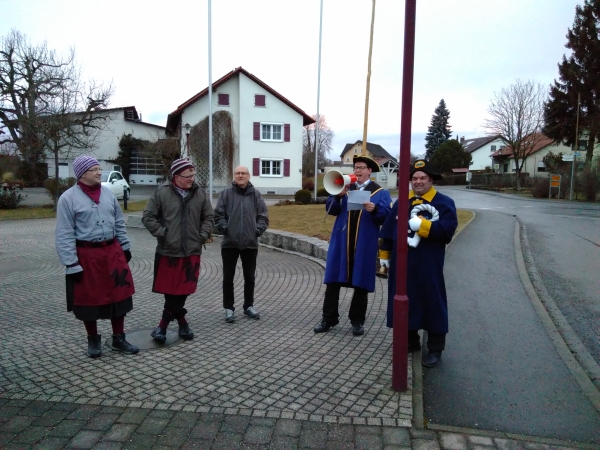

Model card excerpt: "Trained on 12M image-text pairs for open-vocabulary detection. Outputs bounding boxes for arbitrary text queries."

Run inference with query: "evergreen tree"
[424,99,452,160]
[112,134,149,182]
[429,140,472,174]
[544,0,600,166]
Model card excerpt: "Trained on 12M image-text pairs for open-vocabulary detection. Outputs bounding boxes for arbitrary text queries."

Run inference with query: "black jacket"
[214,182,269,249]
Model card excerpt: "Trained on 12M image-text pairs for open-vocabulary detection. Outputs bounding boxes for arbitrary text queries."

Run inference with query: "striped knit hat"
[171,158,194,176]
[73,156,100,179]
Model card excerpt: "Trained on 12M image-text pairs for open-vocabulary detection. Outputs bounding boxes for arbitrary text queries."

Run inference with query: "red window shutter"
[284,159,290,177]
[218,93,229,105]
[253,122,260,141]
[284,124,290,142]
[255,94,265,107]
[253,158,260,176]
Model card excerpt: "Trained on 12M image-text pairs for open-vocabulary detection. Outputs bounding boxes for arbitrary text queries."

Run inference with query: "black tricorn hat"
[410,159,443,180]
[353,155,380,173]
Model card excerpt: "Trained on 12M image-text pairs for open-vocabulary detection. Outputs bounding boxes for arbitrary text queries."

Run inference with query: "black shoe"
[151,326,167,344]
[111,333,139,354]
[313,320,338,333]
[352,323,364,336]
[422,351,442,368]
[87,335,102,358]
[178,323,194,340]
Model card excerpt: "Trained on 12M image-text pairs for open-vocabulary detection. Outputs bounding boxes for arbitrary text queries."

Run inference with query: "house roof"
[96,106,166,130]
[340,140,396,161]
[490,133,555,158]
[451,168,470,173]
[461,135,501,153]
[166,67,315,134]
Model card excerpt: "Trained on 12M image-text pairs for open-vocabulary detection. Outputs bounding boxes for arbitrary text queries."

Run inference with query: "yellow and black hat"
[410,159,443,180]
[353,155,381,173]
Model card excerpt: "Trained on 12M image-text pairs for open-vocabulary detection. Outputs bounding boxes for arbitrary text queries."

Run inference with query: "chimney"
[460,136,465,143]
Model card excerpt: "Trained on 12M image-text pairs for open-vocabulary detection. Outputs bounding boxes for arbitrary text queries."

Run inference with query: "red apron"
[152,254,201,295]
[73,239,135,306]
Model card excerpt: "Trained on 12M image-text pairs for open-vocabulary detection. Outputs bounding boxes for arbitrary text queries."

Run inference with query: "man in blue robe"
[314,155,392,336]
[379,159,457,368]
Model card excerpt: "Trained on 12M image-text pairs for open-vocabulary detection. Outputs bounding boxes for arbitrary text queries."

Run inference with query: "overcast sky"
[1,0,582,160]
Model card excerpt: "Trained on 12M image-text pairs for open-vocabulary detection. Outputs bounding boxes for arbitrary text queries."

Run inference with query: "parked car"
[101,171,130,199]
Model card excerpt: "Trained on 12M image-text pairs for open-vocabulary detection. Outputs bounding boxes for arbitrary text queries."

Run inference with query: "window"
[345,156,350,162]
[255,94,266,107]
[354,148,358,154]
[261,159,282,176]
[512,162,517,172]
[261,123,283,141]
[491,145,496,152]
[218,93,229,106]
[537,161,546,172]
[503,163,509,173]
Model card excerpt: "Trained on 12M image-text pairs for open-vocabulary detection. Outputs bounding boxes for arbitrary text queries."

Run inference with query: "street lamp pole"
[393,0,417,392]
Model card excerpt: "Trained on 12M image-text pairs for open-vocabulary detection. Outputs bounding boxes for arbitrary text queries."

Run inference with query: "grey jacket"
[142,182,214,257]
[214,182,269,249]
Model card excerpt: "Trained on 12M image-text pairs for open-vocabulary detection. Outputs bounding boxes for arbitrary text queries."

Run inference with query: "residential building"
[46,106,166,183]
[460,135,505,171]
[490,133,572,176]
[166,67,314,195]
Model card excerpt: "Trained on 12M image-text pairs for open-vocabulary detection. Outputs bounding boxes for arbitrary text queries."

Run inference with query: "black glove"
[124,249,132,262]
[67,271,83,283]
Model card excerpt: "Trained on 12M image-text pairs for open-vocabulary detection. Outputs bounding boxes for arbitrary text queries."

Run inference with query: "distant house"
[46,106,166,183]
[325,140,398,189]
[460,135,505,171]
[490,133,571,176]
[166,66,314,195]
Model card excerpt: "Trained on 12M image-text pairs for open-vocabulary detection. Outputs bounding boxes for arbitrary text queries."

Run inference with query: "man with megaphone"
[314,155,392,336]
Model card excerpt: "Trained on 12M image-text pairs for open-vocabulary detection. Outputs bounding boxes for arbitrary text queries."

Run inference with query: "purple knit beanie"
[73,156,100,179]
[171,158,194,176]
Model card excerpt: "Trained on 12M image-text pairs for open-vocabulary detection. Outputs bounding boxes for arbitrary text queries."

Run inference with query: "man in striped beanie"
[142,157,214,343]
[73,155,100,179]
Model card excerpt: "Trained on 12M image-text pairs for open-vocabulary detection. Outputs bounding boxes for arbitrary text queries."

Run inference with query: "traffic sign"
[551,175,561,181]
[550,181,560,187]
[562,155,574,162]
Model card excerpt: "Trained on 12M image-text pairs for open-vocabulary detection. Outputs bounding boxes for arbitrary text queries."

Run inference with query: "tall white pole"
[208,0,214,204]
[314,0,324,201]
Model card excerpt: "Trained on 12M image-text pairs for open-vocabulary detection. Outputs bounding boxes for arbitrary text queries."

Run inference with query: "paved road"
[422,187,600,444]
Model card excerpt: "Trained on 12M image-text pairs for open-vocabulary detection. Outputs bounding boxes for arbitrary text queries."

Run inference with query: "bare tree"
[484,79,547,190]
[0,29,113,185]
[303,114,333,177]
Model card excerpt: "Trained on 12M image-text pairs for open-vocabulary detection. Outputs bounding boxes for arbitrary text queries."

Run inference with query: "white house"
[460,135,506,171]
[490,133,572,176]
[47,106,166,183]
[166,67,315,195]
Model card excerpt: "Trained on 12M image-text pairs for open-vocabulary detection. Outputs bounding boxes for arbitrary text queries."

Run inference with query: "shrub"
[578,168,599,202]
[302,180,315,191]
[317,187,328,197]
[0,189,26,209]
[2,172,15,182]
[531,176,550,198]
[294,189,312,205]
[44,177,76,203]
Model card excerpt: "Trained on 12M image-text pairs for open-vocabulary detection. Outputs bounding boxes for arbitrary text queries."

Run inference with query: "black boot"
[87,334,102,358]
[151,326,167,344]
[111,333,139,354]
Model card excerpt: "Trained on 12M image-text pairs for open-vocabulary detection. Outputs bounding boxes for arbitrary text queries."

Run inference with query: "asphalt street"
[423,187,600,444]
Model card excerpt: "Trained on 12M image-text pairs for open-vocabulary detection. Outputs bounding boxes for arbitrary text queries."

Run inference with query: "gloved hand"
[67,271,83,283]
[124,249,132,262]
[379,259,390,268]
[408,216,422,232]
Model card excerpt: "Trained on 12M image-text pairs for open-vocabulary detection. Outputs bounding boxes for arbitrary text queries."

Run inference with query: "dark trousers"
[409,329,446,352]
[322,283,368,325]
[164,294,188,318]
[222,248,258,311]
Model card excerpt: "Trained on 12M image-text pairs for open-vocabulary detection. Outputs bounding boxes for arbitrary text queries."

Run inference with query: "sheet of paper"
[347,190,370,210]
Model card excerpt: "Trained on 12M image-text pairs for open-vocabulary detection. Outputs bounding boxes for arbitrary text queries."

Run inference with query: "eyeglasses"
[354,166,369,171]
[234,172,249,176]
[86,168,102,173]
[176,173,196,180]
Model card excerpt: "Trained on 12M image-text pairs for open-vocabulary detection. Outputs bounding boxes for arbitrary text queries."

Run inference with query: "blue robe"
[324,182,392,292]
[379,187,457,331]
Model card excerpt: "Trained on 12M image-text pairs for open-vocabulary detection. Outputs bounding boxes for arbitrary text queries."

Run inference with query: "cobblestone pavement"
[0,219,593,449]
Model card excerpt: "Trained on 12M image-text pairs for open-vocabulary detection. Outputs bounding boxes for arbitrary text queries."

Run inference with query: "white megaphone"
[324,170,358,195]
